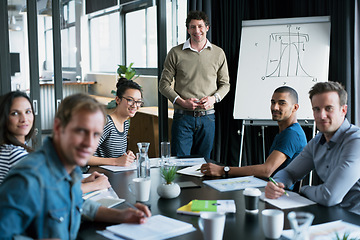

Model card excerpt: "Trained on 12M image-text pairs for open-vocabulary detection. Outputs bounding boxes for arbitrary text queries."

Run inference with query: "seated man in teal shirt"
[265,82,360,215]
[201,86,307,178]
[0,94,151,239]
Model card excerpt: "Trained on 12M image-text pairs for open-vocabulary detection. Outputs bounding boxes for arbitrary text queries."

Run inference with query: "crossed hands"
[180,96,216,110]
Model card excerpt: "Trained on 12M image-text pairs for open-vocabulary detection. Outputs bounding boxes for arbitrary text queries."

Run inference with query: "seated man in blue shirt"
[0,94,151,239]
[265,82,360,215]
[201,86,307,178]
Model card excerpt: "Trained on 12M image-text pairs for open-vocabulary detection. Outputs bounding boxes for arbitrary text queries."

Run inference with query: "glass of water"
[160,141,171,166]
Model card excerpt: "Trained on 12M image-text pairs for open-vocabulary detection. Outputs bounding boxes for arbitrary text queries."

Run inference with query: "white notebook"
[105,215,196,240]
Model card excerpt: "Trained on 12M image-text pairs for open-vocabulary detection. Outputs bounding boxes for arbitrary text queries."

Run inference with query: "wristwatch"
[214,94,220,103]
[224,166,230,178]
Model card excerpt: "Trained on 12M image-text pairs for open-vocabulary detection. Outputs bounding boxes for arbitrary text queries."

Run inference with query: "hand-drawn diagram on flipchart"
[264,26,314,81]
[234,16,331,120]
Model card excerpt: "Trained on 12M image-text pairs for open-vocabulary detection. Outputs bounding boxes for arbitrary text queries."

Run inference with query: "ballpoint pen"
[125,202,149,218]
[269,177,289,197]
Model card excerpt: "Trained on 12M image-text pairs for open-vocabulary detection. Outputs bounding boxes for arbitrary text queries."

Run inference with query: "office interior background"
[1,0,359,168]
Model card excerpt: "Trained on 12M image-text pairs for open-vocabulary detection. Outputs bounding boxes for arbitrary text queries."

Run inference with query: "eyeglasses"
[121,97,144,107]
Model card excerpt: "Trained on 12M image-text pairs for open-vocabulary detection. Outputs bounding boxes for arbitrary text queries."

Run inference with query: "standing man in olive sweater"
[159,11,230,159]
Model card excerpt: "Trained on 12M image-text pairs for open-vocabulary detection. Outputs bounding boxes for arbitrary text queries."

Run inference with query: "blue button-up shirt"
[274,119,360,215]
[0,137,84,239]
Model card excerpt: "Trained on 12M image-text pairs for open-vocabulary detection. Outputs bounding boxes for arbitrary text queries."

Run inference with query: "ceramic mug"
[198,212,226,240]
[262,209,284,239]
[128,177,151,202]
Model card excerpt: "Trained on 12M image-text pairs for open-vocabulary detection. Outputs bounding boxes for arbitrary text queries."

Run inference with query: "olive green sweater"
[159,42,230,110]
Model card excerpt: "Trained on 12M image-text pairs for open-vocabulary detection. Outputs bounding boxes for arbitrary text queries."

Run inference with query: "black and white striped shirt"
[0,144,28,184]
[94,115,129,158]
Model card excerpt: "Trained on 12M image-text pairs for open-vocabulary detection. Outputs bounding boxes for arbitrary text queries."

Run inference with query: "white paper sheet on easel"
[260,191,316,209]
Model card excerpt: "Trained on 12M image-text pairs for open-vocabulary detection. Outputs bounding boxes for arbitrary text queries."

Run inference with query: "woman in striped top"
[0,91,35,184]
[88,77,143,166]
[0,91,110,194]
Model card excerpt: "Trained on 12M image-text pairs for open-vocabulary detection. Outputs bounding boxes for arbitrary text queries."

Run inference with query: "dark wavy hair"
[115,77,143,99]
[186,11,210,29]
[0,91,35,152]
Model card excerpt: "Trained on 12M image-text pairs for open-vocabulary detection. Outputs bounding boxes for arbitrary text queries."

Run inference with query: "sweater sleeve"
[159,48,179,103]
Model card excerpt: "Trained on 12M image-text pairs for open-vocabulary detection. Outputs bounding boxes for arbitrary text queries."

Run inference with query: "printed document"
[203,176,267,192]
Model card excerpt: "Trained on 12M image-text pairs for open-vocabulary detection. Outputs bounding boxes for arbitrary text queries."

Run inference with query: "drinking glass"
[287,211,314,240]
[160,142,171,166]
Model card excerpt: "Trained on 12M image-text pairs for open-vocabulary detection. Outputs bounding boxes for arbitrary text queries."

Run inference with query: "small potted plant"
[157,165,181,199]
[334,232,360,240]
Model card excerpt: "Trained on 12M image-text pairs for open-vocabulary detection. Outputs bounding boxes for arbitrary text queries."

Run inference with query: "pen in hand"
[268,177,289,197]
[125,202,148,218]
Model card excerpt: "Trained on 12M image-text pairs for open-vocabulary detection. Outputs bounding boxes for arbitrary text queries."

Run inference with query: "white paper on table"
[105,215,196,240]
[282,220,360,240]
[100,164,137,172]
[203,176,267,192]
[83,187,125,208]
[150,157,206,167]
[82,173,91,178]
[260,191,316,209]
[172,157,206,166]
[176,164,204,177]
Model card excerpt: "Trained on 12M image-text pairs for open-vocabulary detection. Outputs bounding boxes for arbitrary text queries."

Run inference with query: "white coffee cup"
[243,188,262,213]
[129,177,151,202]
[261,209,284,239]
[198,212,226,240]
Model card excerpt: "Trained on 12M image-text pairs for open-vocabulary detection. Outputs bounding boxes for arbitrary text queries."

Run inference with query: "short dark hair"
[309,81,347,106]
[0,91,35,152]
[55,93,106,128]
[116,77,143,99]
[186,11,210,29]
[274,86,298,104]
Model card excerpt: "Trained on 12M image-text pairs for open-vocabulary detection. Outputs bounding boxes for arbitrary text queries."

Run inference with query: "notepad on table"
[260,191,316,209]
[176,164,204,177]
[83,187,125,208]
[103,214,196,240]
[177,200,236,216]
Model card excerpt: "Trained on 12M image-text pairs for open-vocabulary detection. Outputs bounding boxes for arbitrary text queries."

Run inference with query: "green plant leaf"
[107,100,117,109]
[160,166,178,184]
[125,71,136,80]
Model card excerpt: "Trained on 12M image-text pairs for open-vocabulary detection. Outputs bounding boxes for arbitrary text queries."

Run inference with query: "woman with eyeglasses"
[88,77,143,166]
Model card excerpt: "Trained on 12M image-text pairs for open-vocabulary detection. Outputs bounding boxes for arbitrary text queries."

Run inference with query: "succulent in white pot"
[157,165,181,199]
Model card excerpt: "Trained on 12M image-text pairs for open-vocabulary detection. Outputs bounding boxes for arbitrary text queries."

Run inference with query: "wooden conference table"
[78,166,360,240]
